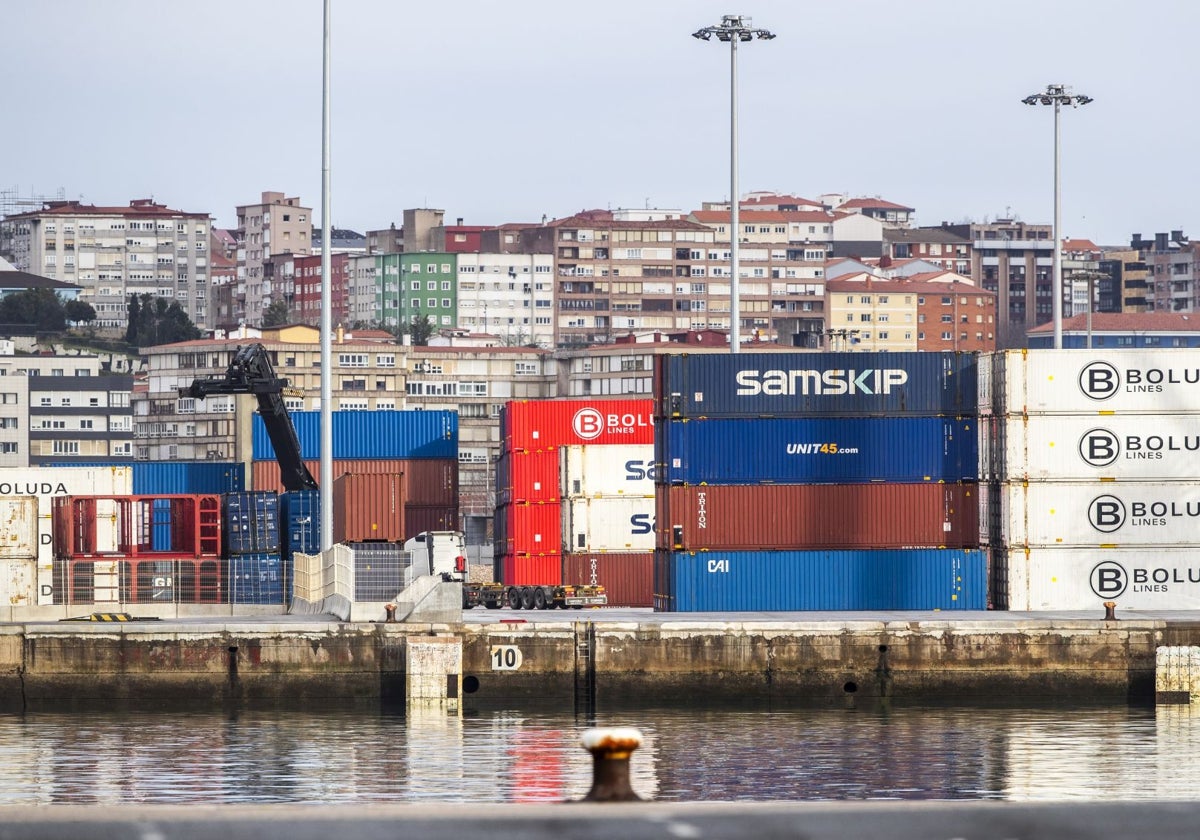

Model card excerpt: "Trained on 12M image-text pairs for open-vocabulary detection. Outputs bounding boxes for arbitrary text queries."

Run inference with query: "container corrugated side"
[132,462,245,495]
[499,555,562,587]
[561,444,656,497]
[658,483,979,551]
[661,417,978,485]
[982,348,1200,415]
[563,496,655,553]
[502,399,653,449]
[222,491,281,555]
[995,546,1200,610]
[654,549,987,611]
[280,490,320,558]
[986,413,1200,481]
[252,410,458,460]
[332,473,405,544]
[992,480,1200,547]
[497,501,562,556]
[562,552,652,607]
[497,449,560,505]
[0,497,38,560]
[251,458,455,506]
[403,506,459,541]
[229,552,285,605]
[656,351,977,418]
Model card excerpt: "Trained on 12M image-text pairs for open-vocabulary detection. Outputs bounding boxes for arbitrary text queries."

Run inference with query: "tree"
[127,294,201,347]
[0,288,67,332]
[262,299,291,328]
[64,299,97,325]
[125,294,141,343]
[409,313,434,346]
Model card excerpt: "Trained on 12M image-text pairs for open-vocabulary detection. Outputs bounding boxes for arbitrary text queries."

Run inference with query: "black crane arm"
[181,344,318,492]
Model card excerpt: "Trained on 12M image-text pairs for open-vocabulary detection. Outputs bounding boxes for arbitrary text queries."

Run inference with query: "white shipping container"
[992,481,1200,547]
[0,559,36,607]
[0,497,38,560]
[985,413,1200,481]
[563,496,655,552]
[561,444,655,498]
[983,349,1200,415]
[0,467,133,604]
[997,547,1200,610]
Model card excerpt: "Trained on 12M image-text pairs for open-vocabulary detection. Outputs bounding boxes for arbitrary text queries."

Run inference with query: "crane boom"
[181,344,318,492]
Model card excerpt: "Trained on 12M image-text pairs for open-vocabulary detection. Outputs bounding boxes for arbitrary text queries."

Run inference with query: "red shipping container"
[252,458,456,506]
[496,449,560,505]
[500,554,562,587]
[657,483,979,551]
[332,473,405,543]
[562,551,653,607]
[404,505,459,540]
[503,399,653,449]
[498,501,562,556]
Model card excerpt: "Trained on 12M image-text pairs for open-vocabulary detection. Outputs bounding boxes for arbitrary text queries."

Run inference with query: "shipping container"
[332,473,405,544]
[280,490,320,557]
[561,444,656,498]
[502,399,654,449]
[994,546,1200,611]
[0,497,38,560]
[563,496,655,553]
[654,548,987,612]
[499,554,562,587]
[52,495,222,559]
[562,552,652,607]
[655,351,977,419]
[0,559,36,607]
[497,501,562,556]
[659,417,978,485]
[496,449,561,505]
[132,462,245,495]
[990,481,1200,547]
[251,458,455,506]
[222,492,281,555]
[251,410,457,461]
[404,505,459,540]
[657,483,979,551]
[229,552,285,605]
[983,413,1200,481]
[982,349,1200,415]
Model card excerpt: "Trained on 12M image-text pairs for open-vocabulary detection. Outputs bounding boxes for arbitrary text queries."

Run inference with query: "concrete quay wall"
[0,616,1198,709]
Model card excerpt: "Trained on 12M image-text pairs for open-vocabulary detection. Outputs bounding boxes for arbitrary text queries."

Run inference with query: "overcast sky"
[5,0,1194,246]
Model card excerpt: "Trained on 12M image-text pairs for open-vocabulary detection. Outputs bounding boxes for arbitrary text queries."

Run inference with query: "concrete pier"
[2,609,1199,708]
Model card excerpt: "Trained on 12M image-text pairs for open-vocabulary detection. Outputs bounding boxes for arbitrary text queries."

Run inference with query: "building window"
[52,441,81,455]
[338,353,368,367]
[514,362,538,376]
[0,443,16,454]
[377,354,395,367]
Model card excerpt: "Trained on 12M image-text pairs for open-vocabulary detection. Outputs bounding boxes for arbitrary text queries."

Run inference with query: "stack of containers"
[982,349,1200,610]
[223,491,284,605]
[653,352,986,611]
[0,496,39,609]
[496,400,654,596]
[251,410,458,538]
[280,489,319,599]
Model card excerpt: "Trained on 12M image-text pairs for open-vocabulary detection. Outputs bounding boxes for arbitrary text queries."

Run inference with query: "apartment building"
[884,228,972,273]
[234,191,312,326]
[0,199,213,331]
[832,196,915,228]
[1133,231,1197,313]
[1061,239,1104,318]
[824,276,919,351]
[1101,247,1150,313]
[910,278,997,352]
[0,352,133,467]
[454,253,554,346]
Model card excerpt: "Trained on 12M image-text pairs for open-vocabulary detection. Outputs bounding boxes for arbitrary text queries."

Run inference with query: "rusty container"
[332,473,405,543]
[562,551,653,607]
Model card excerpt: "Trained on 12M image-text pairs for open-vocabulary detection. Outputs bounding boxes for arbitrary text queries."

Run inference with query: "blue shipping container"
[133,462,246,495]
[229,553,285,605]
[660,416,978,484]
[280,490,321,557]
[655,352,977,418]
[223,492,281,555]
[654,549,987,611]
[251,410,458,461]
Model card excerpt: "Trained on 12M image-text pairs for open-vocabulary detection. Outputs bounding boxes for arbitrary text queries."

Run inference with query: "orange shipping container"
[562,552,652,608]
[332,473,406,543]
[252,458,456,506]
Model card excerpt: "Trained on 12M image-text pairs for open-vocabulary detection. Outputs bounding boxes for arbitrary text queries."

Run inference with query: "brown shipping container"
[332,473,406,543]
[405,505,459,540]
[562,552,653,608]
[657,483,979,551]
[252,458,456,506]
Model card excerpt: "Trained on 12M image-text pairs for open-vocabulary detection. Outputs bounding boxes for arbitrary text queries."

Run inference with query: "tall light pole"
[693,15,775,354]
[1021,83,1092,349]
[319,0,333,550]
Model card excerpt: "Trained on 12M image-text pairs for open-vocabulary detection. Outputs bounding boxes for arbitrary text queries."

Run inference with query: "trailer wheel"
[484,599,501,609]
[507,588,523,609]
[462,590,472,609]
[520,587,537,610]
[533,588,547,609]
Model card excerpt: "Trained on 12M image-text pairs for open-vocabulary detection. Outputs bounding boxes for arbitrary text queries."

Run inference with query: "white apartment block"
[0,199,213,331]
[234,191,311,326]
[455,253,554,346]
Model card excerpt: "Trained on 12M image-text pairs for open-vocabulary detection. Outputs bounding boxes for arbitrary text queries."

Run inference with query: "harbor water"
[1,704,1198,805]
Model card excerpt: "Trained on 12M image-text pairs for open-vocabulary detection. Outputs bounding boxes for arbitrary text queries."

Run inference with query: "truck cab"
[403,530,467,579]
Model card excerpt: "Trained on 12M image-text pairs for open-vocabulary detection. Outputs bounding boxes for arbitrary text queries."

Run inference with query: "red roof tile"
[837,197,915,212]
[1028,312,1200,333]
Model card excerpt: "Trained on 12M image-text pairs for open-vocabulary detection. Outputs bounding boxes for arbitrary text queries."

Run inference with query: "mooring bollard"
[384,603,397,623]
[577,727,644,802]
[1104,601,1118,621]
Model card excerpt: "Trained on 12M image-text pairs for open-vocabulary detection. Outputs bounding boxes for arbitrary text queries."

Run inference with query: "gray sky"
[5,0,1194,246]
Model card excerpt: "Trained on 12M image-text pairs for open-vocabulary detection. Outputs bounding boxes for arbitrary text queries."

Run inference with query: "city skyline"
[4,0,1195,246]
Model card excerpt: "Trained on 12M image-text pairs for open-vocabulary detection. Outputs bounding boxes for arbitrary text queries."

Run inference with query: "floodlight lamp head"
[692,29,712,40]
[757,30,777,40]
[1075,94,1094,106]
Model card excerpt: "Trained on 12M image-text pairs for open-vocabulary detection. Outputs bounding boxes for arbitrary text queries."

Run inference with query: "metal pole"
[729,33,740,354]
[319,0,333,550]
[1052,97,1062,350]
[1086,274,1093,349]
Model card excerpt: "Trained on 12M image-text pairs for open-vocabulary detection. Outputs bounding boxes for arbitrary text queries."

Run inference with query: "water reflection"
[0,704,1195,805]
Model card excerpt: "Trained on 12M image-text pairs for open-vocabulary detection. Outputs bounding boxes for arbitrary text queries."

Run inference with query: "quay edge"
[2,615,1200,710]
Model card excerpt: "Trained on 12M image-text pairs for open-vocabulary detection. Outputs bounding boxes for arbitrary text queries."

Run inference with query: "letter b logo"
[1079,361,1119,401]
[1079,428,1118,467]
[1090,561,1127,598]
[572,408,604,440]
[1088,495,1126,533]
